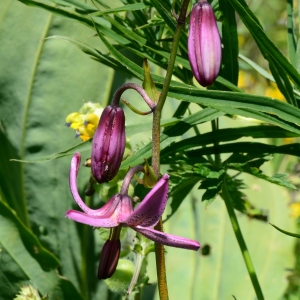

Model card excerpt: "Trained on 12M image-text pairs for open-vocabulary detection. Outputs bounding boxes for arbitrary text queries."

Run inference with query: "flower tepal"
[188,0,222,87]
[66,154,200,251]
[91,105,126,183]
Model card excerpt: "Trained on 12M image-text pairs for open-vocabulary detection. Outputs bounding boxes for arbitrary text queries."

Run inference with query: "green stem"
[151,1,191,299]
[221,179,264,300]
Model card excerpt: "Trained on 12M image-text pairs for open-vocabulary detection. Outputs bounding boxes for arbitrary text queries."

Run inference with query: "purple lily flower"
[188,0,222,87]
[66,153,200,251]
[91,105,125,184]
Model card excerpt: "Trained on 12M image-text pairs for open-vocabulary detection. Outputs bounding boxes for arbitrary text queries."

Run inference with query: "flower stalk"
[151,1,192,299]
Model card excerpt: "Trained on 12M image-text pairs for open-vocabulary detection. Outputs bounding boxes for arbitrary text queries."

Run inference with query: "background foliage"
[1,0,300,299]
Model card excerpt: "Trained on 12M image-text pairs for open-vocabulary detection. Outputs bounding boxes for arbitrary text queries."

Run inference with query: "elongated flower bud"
[188,0,222,87]
[91,105,125,183]
[98,239,121,280]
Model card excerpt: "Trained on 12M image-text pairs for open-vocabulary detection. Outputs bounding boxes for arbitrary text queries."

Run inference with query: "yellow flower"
[289,202,300,218]
[65,102,103,141]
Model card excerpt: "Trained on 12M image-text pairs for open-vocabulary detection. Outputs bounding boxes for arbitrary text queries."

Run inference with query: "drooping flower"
[67,153,200,250]
[188,0,222,87]
[91,105,126,184]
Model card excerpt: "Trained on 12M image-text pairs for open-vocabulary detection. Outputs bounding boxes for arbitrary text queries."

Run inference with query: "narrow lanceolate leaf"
[268,57,297,107]
[121,108,224,168]
[270,223,300,238]
[10,140,91,163]
[167,86,300,134]
[184,142,300,158]
[218,0,239,85]
[227,0,300,89]
[91,3,149,16]
[286,0,297,66]
[161,126,300,157]
[238,54,275,81]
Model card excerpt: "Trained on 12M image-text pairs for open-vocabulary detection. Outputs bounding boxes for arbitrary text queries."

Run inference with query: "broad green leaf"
[0,199,83,300]
[0,199,60,270]
[0,2,113,297]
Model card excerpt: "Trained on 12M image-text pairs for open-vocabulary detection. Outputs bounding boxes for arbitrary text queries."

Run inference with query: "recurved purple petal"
[65,209,120,227]
[188,1,222,87]
[124,174,169,227]
[134,226,200,251]
[91,105,126,183]
[65,194,123,227]
[69,152,99,214]
[70,153,122,216]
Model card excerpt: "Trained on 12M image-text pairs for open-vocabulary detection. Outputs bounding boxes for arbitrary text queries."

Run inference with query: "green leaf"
[185,142,300,158]
[0,200,60,270]
[0,2,113,297]
[238,54,275,82]
[161,126,300,157]
[0,199,83,300]
[121,108,224,168]
[155,169,295,300]
[228,160,297,189]
[219,0,239,85]
[268,57,297,106]
[287,0,297,66]
[270,223,300,238]
[167,86,300,134]
[228,0,300,89]
[196,168,226,205]
[91,3,149,16]
[10,140,91,163]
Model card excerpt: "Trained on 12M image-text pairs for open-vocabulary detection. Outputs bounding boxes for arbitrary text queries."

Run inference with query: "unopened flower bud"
[98,239,121,280]
[91,105,125,183]
[188,0,222,87]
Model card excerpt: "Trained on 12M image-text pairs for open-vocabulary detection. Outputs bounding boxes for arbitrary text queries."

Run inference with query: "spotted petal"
[124,174,169,227]
[66,198,121,227]
[134,226,200,251]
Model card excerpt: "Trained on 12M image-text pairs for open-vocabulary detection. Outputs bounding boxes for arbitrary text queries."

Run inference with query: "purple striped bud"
[91,105,125,183]
[98,239,121,280]
[188,0,222,87]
